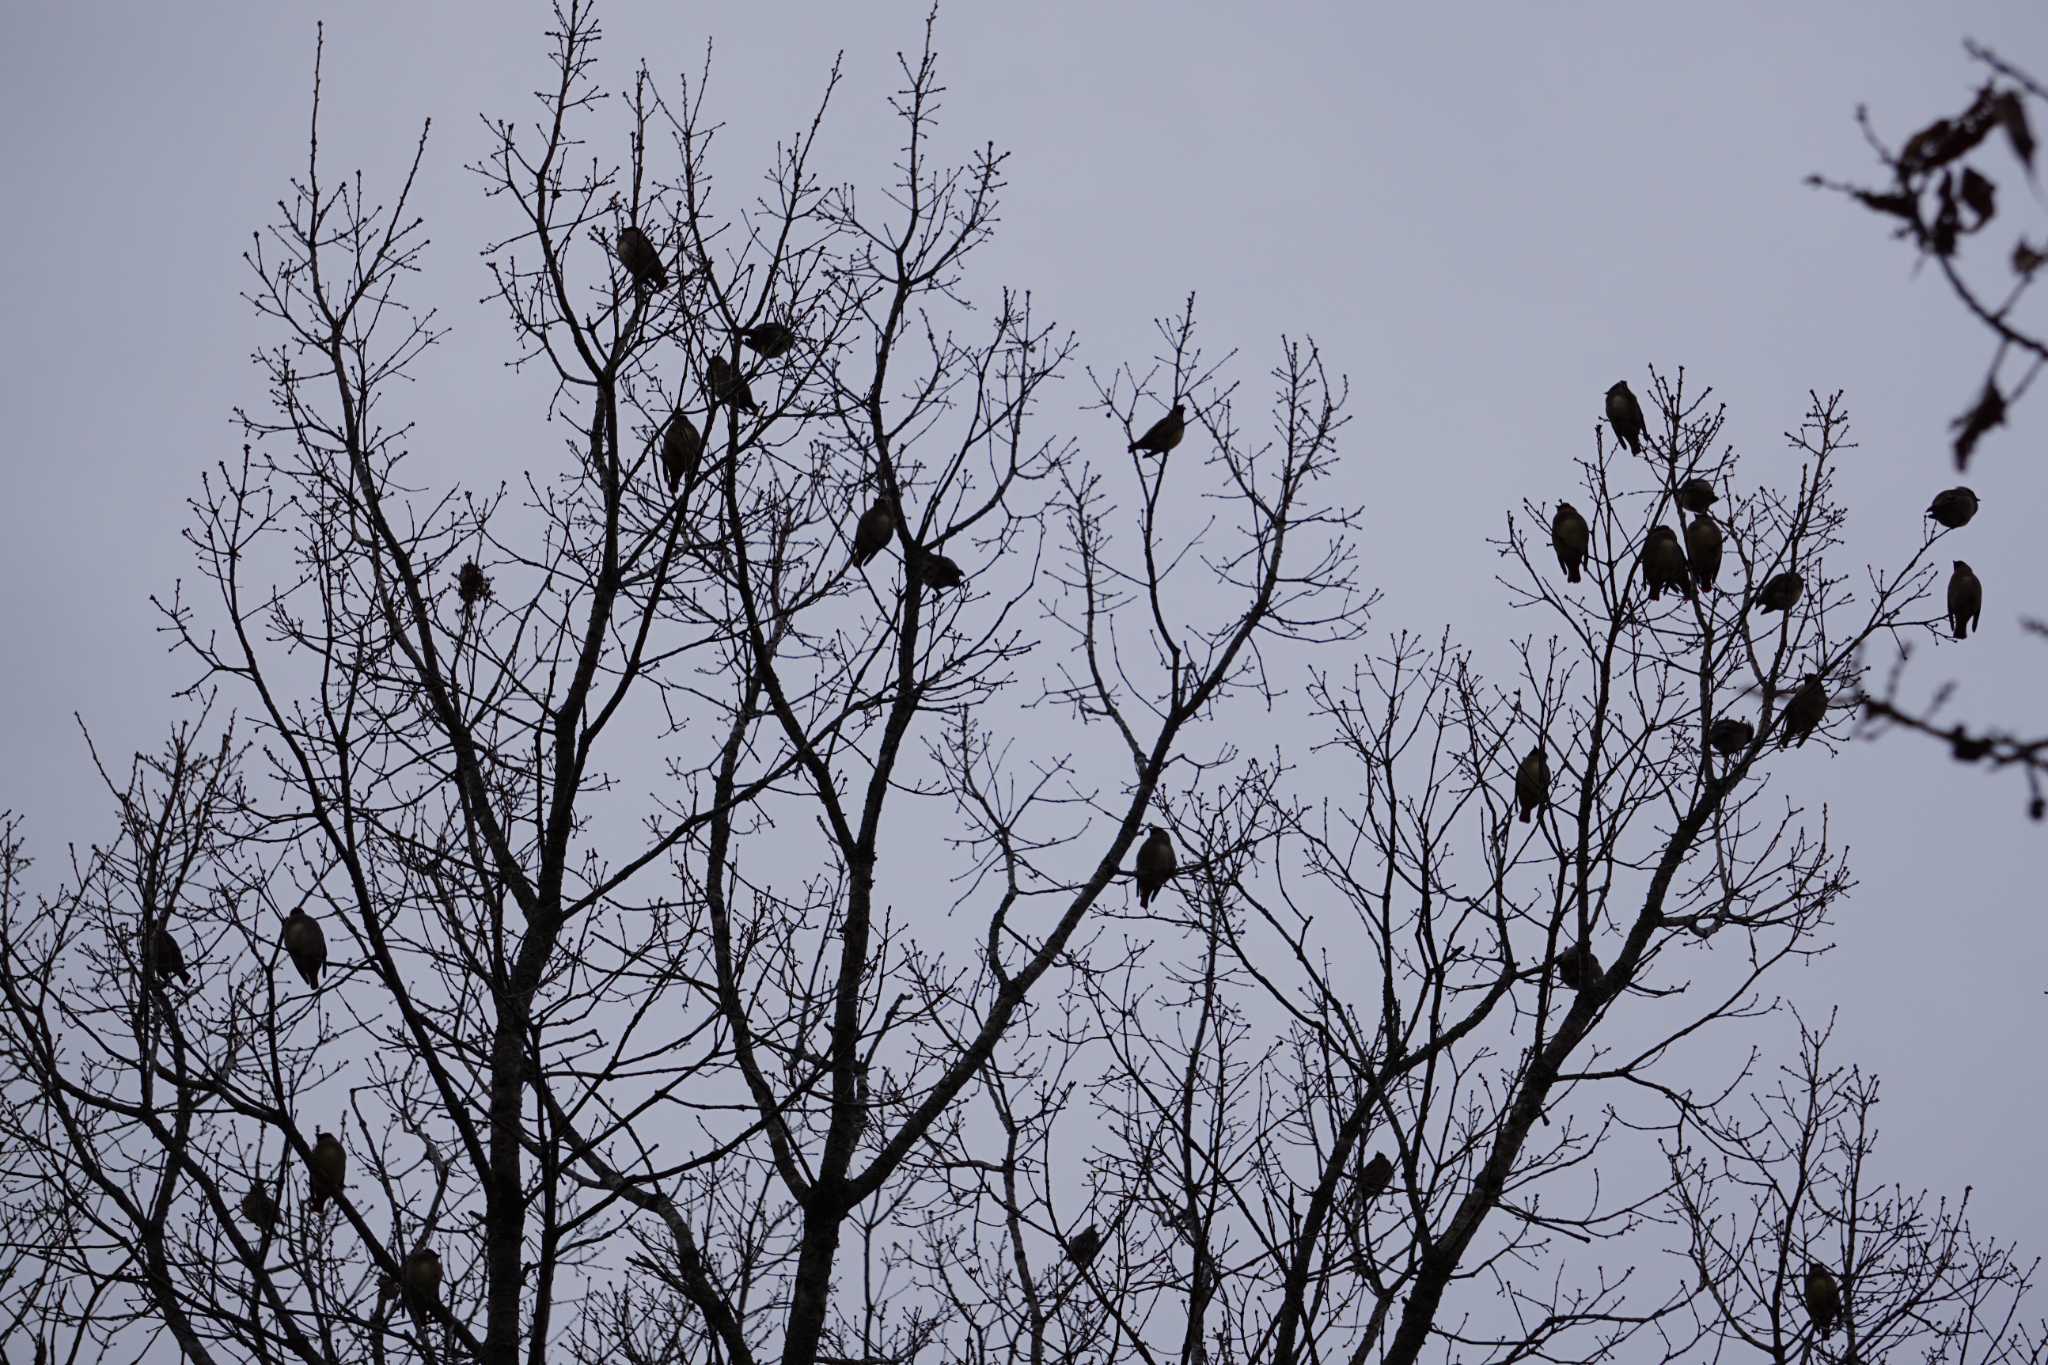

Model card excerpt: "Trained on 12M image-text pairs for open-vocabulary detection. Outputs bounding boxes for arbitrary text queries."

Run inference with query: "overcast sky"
[3,0,2045,1305]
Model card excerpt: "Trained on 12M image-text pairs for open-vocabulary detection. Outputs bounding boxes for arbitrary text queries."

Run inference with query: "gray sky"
[3,0,2045,1302]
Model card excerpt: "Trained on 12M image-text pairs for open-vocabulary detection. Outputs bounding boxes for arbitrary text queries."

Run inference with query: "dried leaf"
[2014,239,2046,278]
[1928,173,1960,256]
[1950,380,2007,469]
[1958,166,1996,226]
[1996,90,2036,174]
[1854,188,1918,218]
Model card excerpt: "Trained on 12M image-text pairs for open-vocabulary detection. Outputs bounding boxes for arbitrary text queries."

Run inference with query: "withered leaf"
[1950,380,2007,469]
[1928,173,1959,256]
[1854,188,1918,218]
[1996,90,2036,174]
[2014,238,2046,278]
[1958,166,1996,226]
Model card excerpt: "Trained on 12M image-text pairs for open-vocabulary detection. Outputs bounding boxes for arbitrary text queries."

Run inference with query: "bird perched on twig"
[1064,1225,1102,1268]
[661,411,703,494]
[1777,673,1828,748]
[1755,571,1803,615]
[1356,1151,1394,1202]
[739,322,796,359]
[907,545,965,593]
[402,1245,443,1324]
[457,561,491,611]
[1706,717,1754,757]
[1639,526,1692,600]
[1675,478,1718,514]
[1551,502,1589,584]
[147,924,189,986]
[850,497,896,568]
[1134,826,1176,908]
[1514,744,1550,823]
[1926,486,1979,529]
[281,908,326,990]
[1803,1261,1842,1338]
[1685,514,1723,593]
[307,1130,347,1212]
[1554,940,1601,992]
[1605,381,1647,456]
[616,225,669,290]
[707,356,758,413]
[240,1185,280,1235]
[1129,402,1187,456]
[1947,560,1981,640]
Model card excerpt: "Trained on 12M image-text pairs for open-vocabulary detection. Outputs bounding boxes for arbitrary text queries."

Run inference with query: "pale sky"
[2,0,2044,1329]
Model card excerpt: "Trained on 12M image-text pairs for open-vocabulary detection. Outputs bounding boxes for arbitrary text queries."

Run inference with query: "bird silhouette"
[402,1245,443,1323]
[457,561,491,610]
[1640,525,1692,600]
[1554,940,1602,992]
[850,498,896,567]
[240,1185,280,1235]
[1357,1151,1394,1202]
[1685,514,1723,592]
[1706,717,1755,756]
[707,356,758,413]
[661,411,703,493]
[1756,571,1804,615]
[739,322,796,359]
[1803,1262,1842,1338]
[1135,826,1176,908]
[1129,402,1187,456]
[1947,560,1981,640]
[148,924,189,985]
[1606,381,1647,456]
[1065,1225,1103,1268]
[1551,502,1589,584]
[1514,745,1550,823]
[281,909,327,990]
[1926,486,1979,529]
[1777,673,1827,748]
[307,1130,347,1212]
[908,545,966,593]
[616,225,669,290]
[1675,477,1718,514]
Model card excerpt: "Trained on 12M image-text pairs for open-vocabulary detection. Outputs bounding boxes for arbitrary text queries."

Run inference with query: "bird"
[615,225,669,290]
[148,924,189,985]
[707,356,758,413]
[1551,502,1590,584]
[660,412,703,494]
[1129,402,1187,456]
[1675,477,1718,514]
[739,322,796,359]
[307,1130,347,1212]
[1553,940,1602,992]
[1064,1225,1102,1268]
[1947,560,1981,640]
[1803,1261,1842,1338]
[1685,514,1723,593]
[1926,486,1979,529]
[1606,381,1647,456]
[1134,825,1176,908]
[457,561,491,610]
[1777,673,1828,749]
[1640,525,1692,600]
[850,498,895,567]
[280,909,327,990]
[1706,717,1755,756]
[1756,571,1804,615]
[1514,745,1550,823]
[240,1185,280,1235]
[1357,1151,1394,1202]
[908,545,966,593]
[402,1245,443,1322]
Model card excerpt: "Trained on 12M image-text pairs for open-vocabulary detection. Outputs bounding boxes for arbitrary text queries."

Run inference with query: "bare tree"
[1812,43,2048,815]
[0,9,2026,1365]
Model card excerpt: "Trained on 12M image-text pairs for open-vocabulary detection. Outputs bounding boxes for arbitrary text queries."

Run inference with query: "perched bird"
[1129,402,1187,456]
[739,322,796,359]
[1947,560,1982,640]
[1357,1151,1394,1202]
[1777,673,1828,749]
[1756,571,1804,615]
[1134,825,1176,908]
[457,561,491,610]
[1064,1225,1102,1268]
[907,545,966,593]
[1675,477,1718,515]
[280,908,327,990]
[307,1130,347,1212]
[1706,717,1755,756]
[1514,745,1551,823]
[1803,1261,1842,1338]
[240,1185,280,1235]
[1606,381,1647,456]
[1551,501,1590,584]
[402,1245,443,1321]
[615,225,669,290]
[148,924,189,985]
[850,498,896,568]
[660,412,703,493]
[1554,940,1602,992]
[707,356,758,413]
[1639,526,1692,600]
[1926,486,1979,529]
[1685,514,1723,593]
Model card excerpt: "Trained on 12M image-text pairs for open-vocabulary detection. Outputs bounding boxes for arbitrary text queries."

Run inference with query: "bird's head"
[1170,402,1186,418]
[1607,380,1631,397]
[1557,500,1578,516]
[411,1246,440,1265]
[1954,559,1971,573]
